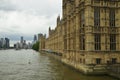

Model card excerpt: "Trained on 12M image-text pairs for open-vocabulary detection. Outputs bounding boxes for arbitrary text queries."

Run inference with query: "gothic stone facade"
[40,0,120,74]
[39,34,46,51]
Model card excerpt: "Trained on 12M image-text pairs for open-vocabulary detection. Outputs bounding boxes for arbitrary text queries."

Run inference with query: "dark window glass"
[96,58,101,64]
[110,34,116,50]
[64,39,67,49]
[94,34,101,50]
[109,9,115,27]
[80,35,85,50]
[112,58,117,64]
[80,10,85,27]
[94,7,100,27]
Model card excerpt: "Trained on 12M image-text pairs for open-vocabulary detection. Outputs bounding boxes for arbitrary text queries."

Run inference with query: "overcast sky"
[0,0,62,41]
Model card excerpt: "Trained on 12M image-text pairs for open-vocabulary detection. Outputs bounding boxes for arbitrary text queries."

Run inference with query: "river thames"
[0,49,117,80]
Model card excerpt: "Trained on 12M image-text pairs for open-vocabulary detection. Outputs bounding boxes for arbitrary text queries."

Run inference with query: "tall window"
[109,9,115,27]
[80,35,85,50]
[96,58,101,64]
[64,39,67,49]
[80,10,85,27]
[110,34,116,50]
[64,23,67,50]
[80,10,85,50]
[94,7,100,27]
[94,34,101,50]
[112,58,117,64]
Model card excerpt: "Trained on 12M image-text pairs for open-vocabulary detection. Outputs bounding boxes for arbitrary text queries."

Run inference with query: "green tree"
[32,41,39,51]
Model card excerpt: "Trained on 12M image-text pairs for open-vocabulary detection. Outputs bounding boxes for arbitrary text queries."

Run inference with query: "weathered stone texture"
[40,0,120,74]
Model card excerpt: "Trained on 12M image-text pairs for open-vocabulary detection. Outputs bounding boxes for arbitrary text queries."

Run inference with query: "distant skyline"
[0,36,32,47]
[0,0,62,41]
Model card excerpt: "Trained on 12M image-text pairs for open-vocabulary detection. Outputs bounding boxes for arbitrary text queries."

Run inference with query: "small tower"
[49,26,51,35]
[57,15,60,26]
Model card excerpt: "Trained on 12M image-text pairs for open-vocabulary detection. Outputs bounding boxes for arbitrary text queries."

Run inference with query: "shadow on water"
[40,53,117,80]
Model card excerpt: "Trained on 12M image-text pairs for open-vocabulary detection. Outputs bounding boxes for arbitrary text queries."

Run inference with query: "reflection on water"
[0,49,117,80]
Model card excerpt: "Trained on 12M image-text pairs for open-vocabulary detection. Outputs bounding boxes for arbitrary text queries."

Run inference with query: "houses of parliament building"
[39,0,120,74]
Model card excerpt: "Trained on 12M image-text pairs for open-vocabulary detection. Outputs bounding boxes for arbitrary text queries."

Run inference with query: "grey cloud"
[0,0,62,42]
[0,0,16,11]
[11,26,20,29]
[0,0,62,16]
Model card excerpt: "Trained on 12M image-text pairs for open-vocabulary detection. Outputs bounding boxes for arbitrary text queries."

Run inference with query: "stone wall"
[39,0,120,75]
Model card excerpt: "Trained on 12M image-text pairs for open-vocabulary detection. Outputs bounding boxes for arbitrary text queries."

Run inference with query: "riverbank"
[40,50,120,79]
[108,64,120,79]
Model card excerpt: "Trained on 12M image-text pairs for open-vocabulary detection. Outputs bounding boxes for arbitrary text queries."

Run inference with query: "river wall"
[40,50,120,79]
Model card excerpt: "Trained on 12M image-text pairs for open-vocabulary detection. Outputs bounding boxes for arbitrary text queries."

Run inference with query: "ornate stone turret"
[49,26,51,35]
[39,33,46,51]
[57,15,60,26]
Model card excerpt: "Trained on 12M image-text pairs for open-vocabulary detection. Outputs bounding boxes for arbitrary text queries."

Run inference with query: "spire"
[49,26,51,35]
[57,15,60,26]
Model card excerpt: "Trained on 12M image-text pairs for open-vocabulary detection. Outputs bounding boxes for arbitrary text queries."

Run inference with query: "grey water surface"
[0,49,117,80]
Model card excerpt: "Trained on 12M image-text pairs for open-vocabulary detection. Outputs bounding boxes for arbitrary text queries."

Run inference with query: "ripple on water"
[0,49,117,80]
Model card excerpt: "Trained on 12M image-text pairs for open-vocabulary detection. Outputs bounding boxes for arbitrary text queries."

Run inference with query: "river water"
[0,49,117,80]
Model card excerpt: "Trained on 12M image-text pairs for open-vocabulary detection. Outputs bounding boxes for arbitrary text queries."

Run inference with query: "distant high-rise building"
[0,38,10,49]
[5,38,9,48]
[23,40,26,45]
[14,36,32,49]
[0,39,2,48]
[1,38,5,48]
[20,36,24,44]
[34,35,37,42]
[20,36,24,48]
